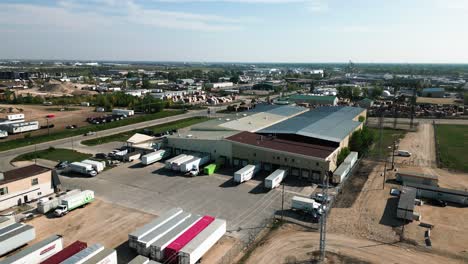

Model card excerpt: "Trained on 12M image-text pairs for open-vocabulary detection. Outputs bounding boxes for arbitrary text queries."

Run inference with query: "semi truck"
[2,235,63,264]
[0,223,36,256]
[81,160,105,173]
[165,155,187,169]
[234,164,261,183]
[180,155,210,174]
[54,190,95,217]
[141,150,169,166]
[69,162,97,177]
[264,169,287,189]
[291,196,325,216]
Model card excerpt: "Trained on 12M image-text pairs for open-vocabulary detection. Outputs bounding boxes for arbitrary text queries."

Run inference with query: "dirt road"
[394,123,436,168]
[244,224,462,264]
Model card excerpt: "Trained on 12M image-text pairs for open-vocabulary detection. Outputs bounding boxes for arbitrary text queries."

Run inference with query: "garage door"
[263,163,272,172]
[233,158,240,167]
[312,171,321,182]
[301,169,310,179]
[241,160,248,167]
[291,168,300,177]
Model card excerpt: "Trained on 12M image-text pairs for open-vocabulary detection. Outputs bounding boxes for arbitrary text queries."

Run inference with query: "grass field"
[0,110,184,152]
[12,147,92,162]
[435,124,468,172]
[81,116,210,146]
[368,128,406,159]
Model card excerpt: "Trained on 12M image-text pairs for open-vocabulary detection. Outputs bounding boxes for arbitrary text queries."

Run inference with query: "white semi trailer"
[141,150,168,166]
[291,196,324,215]
[171,155,194,171]
[69,162,97,177]
[81,160,105,173]
[234,164,261,183]
[0,223,36,256]
[264,169,287,189]
[165,155,187,169]
[1,235,63,264]
[180,155,210,173]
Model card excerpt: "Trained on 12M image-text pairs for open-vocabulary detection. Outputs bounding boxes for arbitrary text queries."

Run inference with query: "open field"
[435,124,468,172]
[0,110,184,151]
[368,128,406,159]
[81,116,209,146]
[11,147,92,163]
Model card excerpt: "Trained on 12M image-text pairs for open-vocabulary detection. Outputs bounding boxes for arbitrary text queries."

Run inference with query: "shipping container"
[264,169,287,189]
[41,241,87,264]
[332,162,351,184]
[150,215,201,261]
[61,244,104,264]
[141,150,168,166]
[82,248,117,264]
[81,160,105,173]
[112,109,134,116]
[128,255,162,264]
[171,156,194,171]
[0,224,36,256]
[234,164,261,183]
[179,219,226,264]
[2,235,63,264]
[180,155,210,173]
[164,216,215,264]
[129,208,183,249]
[136,212,191,256]
[165,155,187,169]
[343,151,358,167]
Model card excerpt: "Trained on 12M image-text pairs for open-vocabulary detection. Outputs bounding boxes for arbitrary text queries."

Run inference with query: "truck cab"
[54,204,68,217]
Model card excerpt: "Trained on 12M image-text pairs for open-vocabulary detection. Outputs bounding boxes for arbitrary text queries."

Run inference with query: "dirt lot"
[0,104,105,141]
[394,123,436,168]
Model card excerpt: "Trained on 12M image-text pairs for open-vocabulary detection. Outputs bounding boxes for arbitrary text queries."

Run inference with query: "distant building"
[0,165,59,211]
[205,82,234,89]
[288,94,338,106]
[357,98,374,109]
[422,87,445,98]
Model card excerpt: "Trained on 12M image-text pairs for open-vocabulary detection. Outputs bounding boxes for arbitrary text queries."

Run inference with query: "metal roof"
[289,94,337,102]
[422,87,445,92]
[258,106,365,143]
[398,187,416,211]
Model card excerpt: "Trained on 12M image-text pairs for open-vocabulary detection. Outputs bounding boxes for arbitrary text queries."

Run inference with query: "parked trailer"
[128,256,162,264]
[332,162,352,184]
[61,244,104,264]
[344,151,358,167]
[7,114,25,121]
[179,219,226,264]
[81,160,105,173]
[0,224,35,256]
[54,190,95,217]
[136,213,192,257]
[171,156,194,171]
[0,216,15,229]
[125,152,142,162]
[129,208,184,249]
[264,169,287,189]
[1,235,63,264]
[150,215,202,261]
[6,121,39,134]
[37,190,81,214]
[164,216,215,264]
[141,150,169,166]
[234,164,261,183]
[82,248,117,264]
[291,196,323,215]
[41,241,87,264]
[112,109,134,116]
[69,162,97,177]
[165,155,187,169]
[180,155,210,173]
[0,130,7,139]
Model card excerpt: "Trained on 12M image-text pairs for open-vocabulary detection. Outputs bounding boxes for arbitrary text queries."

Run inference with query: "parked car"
[95,153,107,159]
[390,188,401,196]
[313,193,332,204]
[397,150,412,157]
[56,161,70,169]
[84,131,96,136]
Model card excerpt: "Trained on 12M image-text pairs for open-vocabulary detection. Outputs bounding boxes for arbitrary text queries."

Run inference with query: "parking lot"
[58,161,315,242]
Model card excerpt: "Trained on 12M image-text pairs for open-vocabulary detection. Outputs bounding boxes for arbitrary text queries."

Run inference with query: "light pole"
[391,140,396,170]
[280,182,285,222]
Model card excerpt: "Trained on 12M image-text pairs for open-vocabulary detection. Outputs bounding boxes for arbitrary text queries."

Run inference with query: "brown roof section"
[1,164,51,185]
[226,131,336,159]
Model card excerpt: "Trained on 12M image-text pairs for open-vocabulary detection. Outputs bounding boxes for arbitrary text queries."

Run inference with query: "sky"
[0,0,468,63]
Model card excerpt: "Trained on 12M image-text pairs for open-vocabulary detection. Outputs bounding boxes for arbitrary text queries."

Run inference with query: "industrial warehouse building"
[166,105,366,183]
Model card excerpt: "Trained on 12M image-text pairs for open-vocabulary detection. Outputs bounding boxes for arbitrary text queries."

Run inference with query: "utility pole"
[34,144,37,165]
[319,171,330,262]
[383,155,387,190]
[281,182,285,222]
[46,118,50,136]
[391,141,396,170]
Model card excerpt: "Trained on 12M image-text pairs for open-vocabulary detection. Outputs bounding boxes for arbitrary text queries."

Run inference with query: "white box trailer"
[178,219,226,264]
[136,212,191,257]
[69,162,97,177]
[291,196,322,213]
[264,169,287,189]
[7,114,25,121]
[150,215,202,261]
[0,216,15,229]
[128,256,162,264]
[129,208,183,249]
[125,152,142,162]
[0,130,8,139]
[171,155,194,171]
[7,121,39,134]
[2,234,63,264]
[344,151,358,167]
[165,155,187,169]
[61,244,104,264]
[37,189,81,214]
[81,160,105,173]
[332,162,351,184]
[112,109,134,116]
[141,150,168,166]
[180,155,210,173]
[82,248,117,264]
[234,164,261,183]
[0,224,35,256]
[54,190,95,217]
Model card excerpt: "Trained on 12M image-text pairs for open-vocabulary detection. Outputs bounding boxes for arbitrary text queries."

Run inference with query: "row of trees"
[348,126,375,157]
[336,86,384,100]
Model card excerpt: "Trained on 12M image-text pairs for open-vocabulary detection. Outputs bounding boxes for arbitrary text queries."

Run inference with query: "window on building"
[32,178,39,186]
[284,158,288,162]
[253,153,256,157]
[37,192,42,196]
[0,187,8,196]
[292,159,295,163]
[316,162,319,166]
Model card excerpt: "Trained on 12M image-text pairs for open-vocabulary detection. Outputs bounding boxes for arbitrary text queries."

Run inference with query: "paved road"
[0,110,208,171]
[368,117,468,125]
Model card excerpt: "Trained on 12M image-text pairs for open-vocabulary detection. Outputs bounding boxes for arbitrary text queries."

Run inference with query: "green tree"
[358,115,365,122]
[352,87,361,100]
[337,147,350,166]
[464,93,468,105]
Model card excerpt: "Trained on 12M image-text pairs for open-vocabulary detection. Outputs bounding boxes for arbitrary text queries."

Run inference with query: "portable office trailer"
[136,212,192,257]
[41,241,87,264]
[2,235,63,264]
[165,155,187,169]
[150,215,202,261]
[234,164,261,183]
[180,155,210,173]
[171,155,194,171]
[396,172,438,187]
[141,150,168,166]
[61,244,104,264]
[82,248,117,264]
[405,183,468,205]
[164,216,215,264]
[343,151,358,166]
[332,162,351,184]
[0,224,35,256]
[178,219,226,264]
[264,169,287,189]
[129,208,183,249]
[81,160,105,173]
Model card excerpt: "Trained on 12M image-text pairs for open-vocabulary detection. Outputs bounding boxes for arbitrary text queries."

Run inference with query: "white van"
[397,150,412,157]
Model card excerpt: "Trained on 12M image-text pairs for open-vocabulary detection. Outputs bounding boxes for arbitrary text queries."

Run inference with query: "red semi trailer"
[40,241,87,264]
